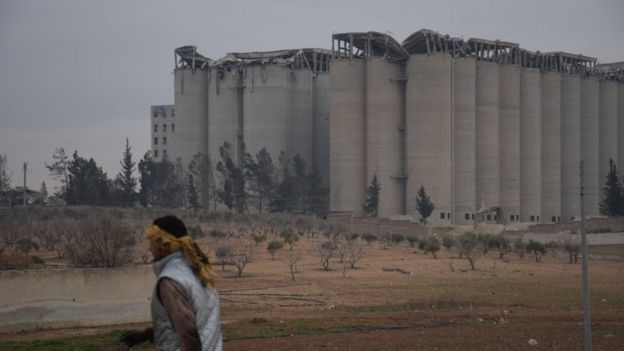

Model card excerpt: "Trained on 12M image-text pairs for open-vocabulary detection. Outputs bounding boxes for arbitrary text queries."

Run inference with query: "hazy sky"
[1,0,623,191]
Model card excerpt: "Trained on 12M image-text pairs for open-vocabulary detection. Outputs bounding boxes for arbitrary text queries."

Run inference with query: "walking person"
[121,215,222,351]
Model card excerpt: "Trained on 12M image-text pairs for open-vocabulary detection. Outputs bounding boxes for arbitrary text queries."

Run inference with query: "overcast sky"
[1,0,623,191]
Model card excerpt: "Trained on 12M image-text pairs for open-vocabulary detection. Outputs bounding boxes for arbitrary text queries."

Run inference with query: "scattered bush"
[361,233,377,245]
[405,235,418,247]
[489,235,511,259]
[441,235,455,251]
[391,233,405,246]
[209,228,226,241]
[215,245,233,270]
[317,241,339,271]
[514,237,526,258]
[279,228,299,250]
[267,240,284,260]
[456,232,485,270]
[423,236,441,258]
[561,236,580,264]
[545,241,559,258]
[66,215,135,267]
[526,240,546,262]
[251,232,267,246]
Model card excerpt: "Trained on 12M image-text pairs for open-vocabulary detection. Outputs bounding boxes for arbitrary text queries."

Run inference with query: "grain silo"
[474,56,501,217]
[452,57,477,224]
[329,37,366,214]
[499,62,521,223]
[581,77,600,216]
[173,46,210,164]
[208,63,238,161]
[541,68,562,223]
[520,66,542,223]
[598,80,619,201]
[404,49,453,222]
[560,73,582,222]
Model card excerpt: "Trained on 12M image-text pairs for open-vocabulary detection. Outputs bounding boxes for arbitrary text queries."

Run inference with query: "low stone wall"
[0,265,155,332]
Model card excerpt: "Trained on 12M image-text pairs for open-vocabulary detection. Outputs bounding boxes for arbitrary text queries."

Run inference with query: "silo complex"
[452,57,477,224]
[541,72,562,223]
[519,68,542,222]
[330,30,622,224]
[157,46,332,193]
[475,61,500,214]
[560,74,582,222]
[499,64,521,222]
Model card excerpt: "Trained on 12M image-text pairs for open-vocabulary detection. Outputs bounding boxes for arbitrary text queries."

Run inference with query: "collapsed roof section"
[175,46,213,70]
[332,32,408,62]
[331,29,623,80]
[174,46,331,73]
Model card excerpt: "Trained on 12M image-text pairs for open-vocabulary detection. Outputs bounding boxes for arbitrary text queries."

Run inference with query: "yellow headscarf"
[145,224,217,289]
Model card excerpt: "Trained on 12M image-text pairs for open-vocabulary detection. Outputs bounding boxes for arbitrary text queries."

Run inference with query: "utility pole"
[22,162,27,206]
[579,160,591,351]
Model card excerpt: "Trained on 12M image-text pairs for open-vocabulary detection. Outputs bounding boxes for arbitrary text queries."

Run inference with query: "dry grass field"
[0,208,623,350]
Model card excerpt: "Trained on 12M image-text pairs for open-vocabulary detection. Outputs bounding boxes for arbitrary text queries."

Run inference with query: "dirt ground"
[2,236,623,350]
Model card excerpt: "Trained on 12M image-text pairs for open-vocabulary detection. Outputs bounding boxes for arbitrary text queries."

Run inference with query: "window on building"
[153,112,157,118]
[154,124,158,133]
[171,109,175,117]
[530,215,535,222]
[440,213,445,219]
[172,123,175,132]
[163,149,167,157]
[447,213,451,220]
[571,216,575,222]
[486,214,491,221]
[510,214,514,221]
[465,213,470,220]
[154,137,158,145]
[163,137,167,145]
[471,214,475,220]
[551,216,556,223]
[537,216,539,222]
[163,124,167,132]
[154,150,159,158]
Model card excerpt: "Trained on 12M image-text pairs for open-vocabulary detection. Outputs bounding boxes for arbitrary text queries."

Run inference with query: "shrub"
[346,233,360,241]
[215,245,233,270]
[317,241,339,271]
[442,235,455,251]
[456,232,485,270]
[361,233,378,245]
[526,240,546,262]
[561,236,580,264]
[66,215,135,267]
[209,228,226,241]
[545,241,559,258]
[391,233,405,246]
[279,228,299,250]
[514,237,526,258]
[405,235,418,247]
[424,236,441,258]
[251,232,267,246]
[267,240,284,260]
[489,235,511,259]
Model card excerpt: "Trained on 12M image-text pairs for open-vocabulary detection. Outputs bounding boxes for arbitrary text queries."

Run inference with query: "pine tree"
[40,181,48,204]
[415,185,435,224]
[45,147,69,199]
[116,138,137,206]
[363,175,381,217]
[599,159,624,216]
[187,173,200,210]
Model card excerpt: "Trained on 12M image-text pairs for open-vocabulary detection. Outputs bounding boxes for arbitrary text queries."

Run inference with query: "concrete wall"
[560,74,582,222]
[541,72,562,224]
[499,64,521,222]
[330,59,366,213]
[314,73,331,185]
[0,266,154,332]
[406,54,452,223]
[174,68,208,165]
[520,68,542,222]
[452,57,477,224]
[581,78,600,216]
[476,62,500,217]
[366,57,402,218]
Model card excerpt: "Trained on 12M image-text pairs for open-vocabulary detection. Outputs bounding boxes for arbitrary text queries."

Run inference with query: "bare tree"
[560,236,580,264]
[456,232,485,270]
[345,240,364,269]
[215,245,233,271]
[232,246,253,277]
[286,253,302,281]
[66,215,135,267]
[317,241,338,271]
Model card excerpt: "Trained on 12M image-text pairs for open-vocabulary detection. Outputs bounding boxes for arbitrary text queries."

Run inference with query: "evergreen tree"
[600,159,624,216]
[138,152,179,207]
[363,175,381,217]
[116,138,137,206]
[415,185,435,224]
[66,151,111,205]
[216,142,247,212]
[189,153,216,210]
[255,148,277,213]
[305,168,329,216]
[0,154,12,205]
[187,173,200,210]
[272,151,296,212]
[40,181,48,204]
[45,147,69,199]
